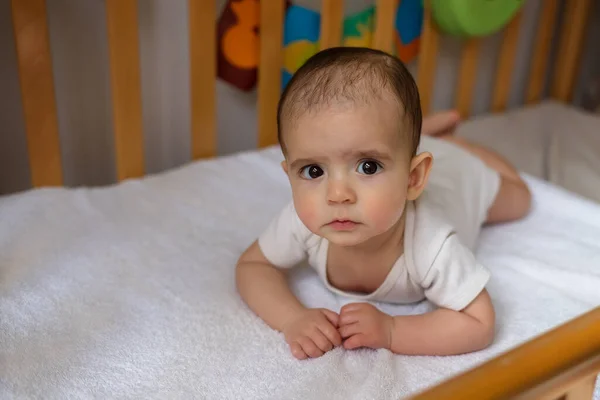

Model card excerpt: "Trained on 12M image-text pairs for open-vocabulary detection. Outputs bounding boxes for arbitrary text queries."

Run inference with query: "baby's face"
[282,97,414,247]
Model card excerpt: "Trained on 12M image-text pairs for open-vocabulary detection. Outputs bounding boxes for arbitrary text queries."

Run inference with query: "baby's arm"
[236,240,306,330]
[384,232,495,355]
[388,289,495,355]
[338,289,494,355]
[236,240,342,359]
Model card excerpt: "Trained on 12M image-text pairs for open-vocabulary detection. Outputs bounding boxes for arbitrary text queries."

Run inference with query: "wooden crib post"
[491,11,523,113]
[550,0,594,103]
[10,0,63,187]
[320,0,344,50]
[454,38,481,118]
[525,0,559,105]
[416,1,438,116]
[372,0,396,53]
[257,0,284,148]
[189,0,217,159]
[105,0,145,181]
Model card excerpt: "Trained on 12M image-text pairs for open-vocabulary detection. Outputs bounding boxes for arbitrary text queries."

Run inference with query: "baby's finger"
[318,321,342,347]
[339,310,360,326]
[338,322,361,339]
[343,333,367,350]
[321,309,339,327]
[340,302,367,313]
[310,328,333,352]
[299,336,324,358]
[290,341,307,360]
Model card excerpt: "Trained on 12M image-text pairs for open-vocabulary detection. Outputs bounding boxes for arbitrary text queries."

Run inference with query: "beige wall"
[0,0,597,194]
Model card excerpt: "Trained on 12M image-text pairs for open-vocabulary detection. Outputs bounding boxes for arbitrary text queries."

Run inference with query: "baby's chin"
[319,229,376,247]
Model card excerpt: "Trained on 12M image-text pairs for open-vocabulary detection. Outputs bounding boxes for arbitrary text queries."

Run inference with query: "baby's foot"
[422,110,461,137]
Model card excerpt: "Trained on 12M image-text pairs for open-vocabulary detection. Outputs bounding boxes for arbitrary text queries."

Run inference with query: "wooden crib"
[8,0,600,398]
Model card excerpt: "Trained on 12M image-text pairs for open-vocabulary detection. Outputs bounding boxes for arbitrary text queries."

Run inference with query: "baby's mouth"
[327,219,359,231]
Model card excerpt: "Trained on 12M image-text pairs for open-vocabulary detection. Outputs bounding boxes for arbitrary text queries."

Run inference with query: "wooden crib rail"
[10,0,594,188]
[409,306,600,400]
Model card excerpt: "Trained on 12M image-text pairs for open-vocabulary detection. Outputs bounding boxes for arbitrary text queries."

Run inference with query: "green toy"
[430,0,525,37]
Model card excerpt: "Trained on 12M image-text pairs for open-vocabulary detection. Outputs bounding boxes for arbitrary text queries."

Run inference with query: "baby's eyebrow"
[352,150,391,161]
[289,157,323,170]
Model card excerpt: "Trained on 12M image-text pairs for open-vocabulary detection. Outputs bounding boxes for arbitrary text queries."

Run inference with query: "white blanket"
[1,146,599,399]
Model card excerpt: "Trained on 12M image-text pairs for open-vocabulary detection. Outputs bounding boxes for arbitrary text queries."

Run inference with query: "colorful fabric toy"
[217,0,423,91]
[217,0,260,91]
[282,5,321,89]
[281,1,422,90]
[395,0,422,62]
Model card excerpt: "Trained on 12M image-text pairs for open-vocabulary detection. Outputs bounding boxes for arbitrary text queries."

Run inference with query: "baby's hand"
[282,308,342,360]
[339,303,394,350]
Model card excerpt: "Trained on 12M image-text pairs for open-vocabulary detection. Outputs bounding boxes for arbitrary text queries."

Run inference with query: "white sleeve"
[420,234,491,311]
[257,202,309,269]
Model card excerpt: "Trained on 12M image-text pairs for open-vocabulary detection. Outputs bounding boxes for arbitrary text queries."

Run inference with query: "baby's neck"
[325,212,407,294]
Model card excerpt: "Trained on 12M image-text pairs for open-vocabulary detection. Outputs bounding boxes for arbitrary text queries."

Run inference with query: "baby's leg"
[422,110,462,137]
[439,135,532,224]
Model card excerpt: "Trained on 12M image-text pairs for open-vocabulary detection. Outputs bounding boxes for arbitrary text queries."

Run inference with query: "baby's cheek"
[364,192,405,231]
[370,206,397,230]
[293,194,321,233]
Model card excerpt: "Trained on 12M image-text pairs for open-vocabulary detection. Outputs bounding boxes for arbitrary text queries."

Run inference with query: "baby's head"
[277,47,433,247]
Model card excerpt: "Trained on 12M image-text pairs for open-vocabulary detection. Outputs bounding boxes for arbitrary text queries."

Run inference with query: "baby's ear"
[407,152,433,201]
[281,160,289,174]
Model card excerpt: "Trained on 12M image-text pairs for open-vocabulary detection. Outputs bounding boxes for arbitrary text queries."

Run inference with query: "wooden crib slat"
[11,0,63,187]
[551,0,593,103]
[564,376,596,400]
[491,12,523,112]
[320,0,343,50]
[408,307,600,400]
[258,0,284,148]
[105,0,145,181]
[455,39,481,118]
[416,2,438,116]
[189,0,216,159]
[372,0,396,53]
[525,0,559,104]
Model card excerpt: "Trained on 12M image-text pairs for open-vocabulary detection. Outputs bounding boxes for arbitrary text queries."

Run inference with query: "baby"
[236,47,531,360]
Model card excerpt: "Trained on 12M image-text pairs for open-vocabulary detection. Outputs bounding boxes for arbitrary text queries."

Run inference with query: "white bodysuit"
[258,136,502,311]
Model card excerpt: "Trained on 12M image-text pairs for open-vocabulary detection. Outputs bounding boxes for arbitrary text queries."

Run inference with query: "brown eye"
[301,165,324,179]
[357,160,381,175]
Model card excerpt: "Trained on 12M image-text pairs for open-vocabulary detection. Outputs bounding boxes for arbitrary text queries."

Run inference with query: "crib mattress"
[1,143,600,399]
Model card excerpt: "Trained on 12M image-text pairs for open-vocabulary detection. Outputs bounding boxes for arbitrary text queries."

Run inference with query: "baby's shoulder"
[266,201,318,245]
[407,200,455,249]
[257,201,320,268]
[404,201,458,279]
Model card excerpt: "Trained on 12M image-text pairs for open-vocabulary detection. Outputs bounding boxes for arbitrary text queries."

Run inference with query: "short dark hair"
[276,47,422,156]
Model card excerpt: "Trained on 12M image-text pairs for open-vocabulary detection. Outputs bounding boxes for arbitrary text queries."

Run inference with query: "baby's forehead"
[284,92,405,133]
[286,100,407,149]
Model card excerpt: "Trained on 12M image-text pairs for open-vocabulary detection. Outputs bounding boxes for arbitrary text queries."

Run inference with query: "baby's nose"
[326,179,356,204]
